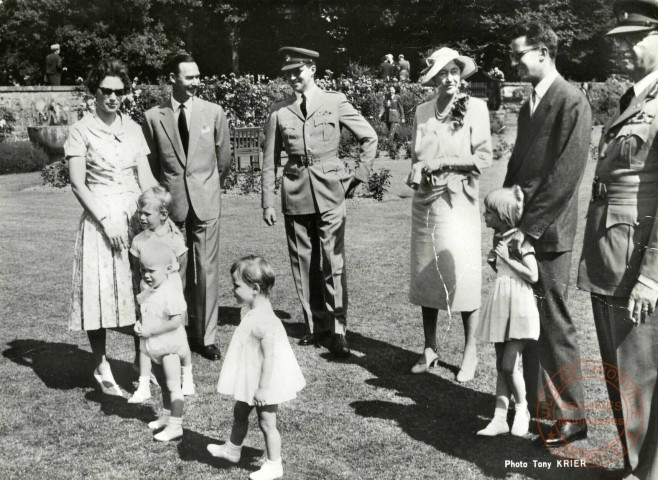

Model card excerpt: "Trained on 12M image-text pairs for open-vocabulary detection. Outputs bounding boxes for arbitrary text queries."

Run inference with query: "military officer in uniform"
[261,47,377,358]
[578,2,658,478]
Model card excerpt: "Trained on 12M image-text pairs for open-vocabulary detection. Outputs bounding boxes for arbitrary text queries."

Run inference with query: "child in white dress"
[129,186,194,403]
[208,255,305,480]
[135,246,190,442]
[475,186,540,437]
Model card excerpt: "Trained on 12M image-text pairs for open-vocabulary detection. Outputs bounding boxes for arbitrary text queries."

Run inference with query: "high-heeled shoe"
[411,348,439,374]
[456,350,478,383]
[93,369,124,397]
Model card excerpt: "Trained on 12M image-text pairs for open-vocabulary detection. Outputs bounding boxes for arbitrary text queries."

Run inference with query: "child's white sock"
[148,409,170,430]
[477,407,510,437]
[249,457,283,480]
[207,440,242,463]
[181,365,195,396]
[154,415,183,442]
[128,376,151,404]
[511,402,530,437]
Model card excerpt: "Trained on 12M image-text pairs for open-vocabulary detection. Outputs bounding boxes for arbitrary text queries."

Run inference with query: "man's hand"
[263,207,277,226]
[627,281,658,325]
[345,178,362,198]
[494,242,510,262]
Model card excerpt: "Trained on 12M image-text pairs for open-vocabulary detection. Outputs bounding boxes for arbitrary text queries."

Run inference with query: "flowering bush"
[0,107,15,143]
[41,159,70,188]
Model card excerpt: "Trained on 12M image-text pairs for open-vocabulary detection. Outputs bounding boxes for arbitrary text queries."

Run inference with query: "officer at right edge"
[578,1,658,478]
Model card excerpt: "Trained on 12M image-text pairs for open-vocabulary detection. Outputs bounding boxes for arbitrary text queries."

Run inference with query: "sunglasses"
[509,46,541,63]
[98,87,127,96]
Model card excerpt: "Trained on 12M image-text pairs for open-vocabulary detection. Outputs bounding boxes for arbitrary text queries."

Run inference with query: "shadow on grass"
[2,338,154,422]
[179,430,263,472]
[345,332,618,480]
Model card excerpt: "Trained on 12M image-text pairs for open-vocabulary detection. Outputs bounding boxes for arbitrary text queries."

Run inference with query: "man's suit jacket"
[143,97,231,223]
[45,53,62,75]
[504,75,592,252]
[578,79,658,296]
[262,88,377,215]
[379,62,397,81]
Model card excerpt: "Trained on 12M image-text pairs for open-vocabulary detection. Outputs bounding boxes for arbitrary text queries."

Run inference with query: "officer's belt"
[287,154,337,167]
[592,180,658,201]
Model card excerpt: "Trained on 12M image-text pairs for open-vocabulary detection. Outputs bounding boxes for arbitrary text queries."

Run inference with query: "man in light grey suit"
[142,52,231,360]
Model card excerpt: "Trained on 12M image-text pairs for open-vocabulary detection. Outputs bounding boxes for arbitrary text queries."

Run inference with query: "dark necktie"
[300,93,307,118]
[178,104,189,156]
[619,87,635,112]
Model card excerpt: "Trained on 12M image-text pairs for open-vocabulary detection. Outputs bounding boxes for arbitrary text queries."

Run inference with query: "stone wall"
[0,86,86,140]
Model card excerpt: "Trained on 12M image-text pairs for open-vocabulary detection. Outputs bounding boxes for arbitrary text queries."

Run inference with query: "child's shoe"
[128,377,152,404]
[154,416,183,442]
[249,458,283,480]
[207,441,241,463]
[511,404,531,437]
[181,366,195,396]
[148,409,170,430]
[477,408,509,437]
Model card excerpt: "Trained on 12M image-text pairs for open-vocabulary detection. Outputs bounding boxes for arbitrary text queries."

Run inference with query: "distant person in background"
[397,54,411,82]
[487,66,505,111]
[379,54,396,81]
[380,85,405,141]
[45,44,66,86]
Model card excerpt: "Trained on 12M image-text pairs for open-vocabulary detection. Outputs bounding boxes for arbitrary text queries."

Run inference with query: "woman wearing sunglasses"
[407,48,492,381]
[65,58,158,396]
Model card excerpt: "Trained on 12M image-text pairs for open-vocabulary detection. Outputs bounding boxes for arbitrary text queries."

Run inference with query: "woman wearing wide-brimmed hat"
[407,47,492,381]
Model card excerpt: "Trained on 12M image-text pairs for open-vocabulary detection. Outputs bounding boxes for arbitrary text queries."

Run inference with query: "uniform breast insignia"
[628,110,655,125]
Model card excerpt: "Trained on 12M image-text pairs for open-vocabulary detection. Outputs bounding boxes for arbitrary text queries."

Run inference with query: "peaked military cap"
[607,0,658,35]
[279,47,319,71]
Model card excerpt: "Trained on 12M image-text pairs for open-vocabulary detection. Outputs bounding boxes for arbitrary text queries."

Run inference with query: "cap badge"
[285,55,291,62]
[619,10,629,21]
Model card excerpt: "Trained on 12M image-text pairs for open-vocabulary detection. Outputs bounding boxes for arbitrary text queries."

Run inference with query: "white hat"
[419,47,477,86]
[51,44,60,51]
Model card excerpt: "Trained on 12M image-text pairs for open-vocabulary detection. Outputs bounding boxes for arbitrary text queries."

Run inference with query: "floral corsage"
[449,81,470,131]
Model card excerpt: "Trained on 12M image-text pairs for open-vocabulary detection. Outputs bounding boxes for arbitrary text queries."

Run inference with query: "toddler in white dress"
[475,186,540,437]
[208,255,305,480]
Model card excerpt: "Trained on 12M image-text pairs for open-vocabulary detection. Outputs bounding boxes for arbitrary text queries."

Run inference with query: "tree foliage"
[0,0,621,85]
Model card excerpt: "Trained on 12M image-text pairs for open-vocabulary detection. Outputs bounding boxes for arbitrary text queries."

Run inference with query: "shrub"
[366,168,392,201]
[41,159,70,188]
[493,136,513,162]
[586,76,630,126]
[0,107,15,143]
[0,141,50,174]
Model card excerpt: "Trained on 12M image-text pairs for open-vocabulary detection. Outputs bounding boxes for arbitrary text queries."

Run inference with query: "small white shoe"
[207,443,241,463]
[148,415,169,431]
[153,425,183,442]
[128,385,152,404]
[511,408,531,437]
[477,418,510,437]
[249,459,283,480]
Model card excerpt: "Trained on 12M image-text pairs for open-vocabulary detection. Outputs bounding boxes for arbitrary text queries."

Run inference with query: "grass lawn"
[0,126,626,479]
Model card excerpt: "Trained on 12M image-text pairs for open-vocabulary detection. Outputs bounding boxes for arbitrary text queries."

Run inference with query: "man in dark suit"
[504,21,592,445]
[142,53,232,361]
[45,44,66,86]
[379,55,396,81]
[578,2,658,477]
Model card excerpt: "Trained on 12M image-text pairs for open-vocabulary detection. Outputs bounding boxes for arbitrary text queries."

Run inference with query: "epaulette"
[648,82,658,99]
